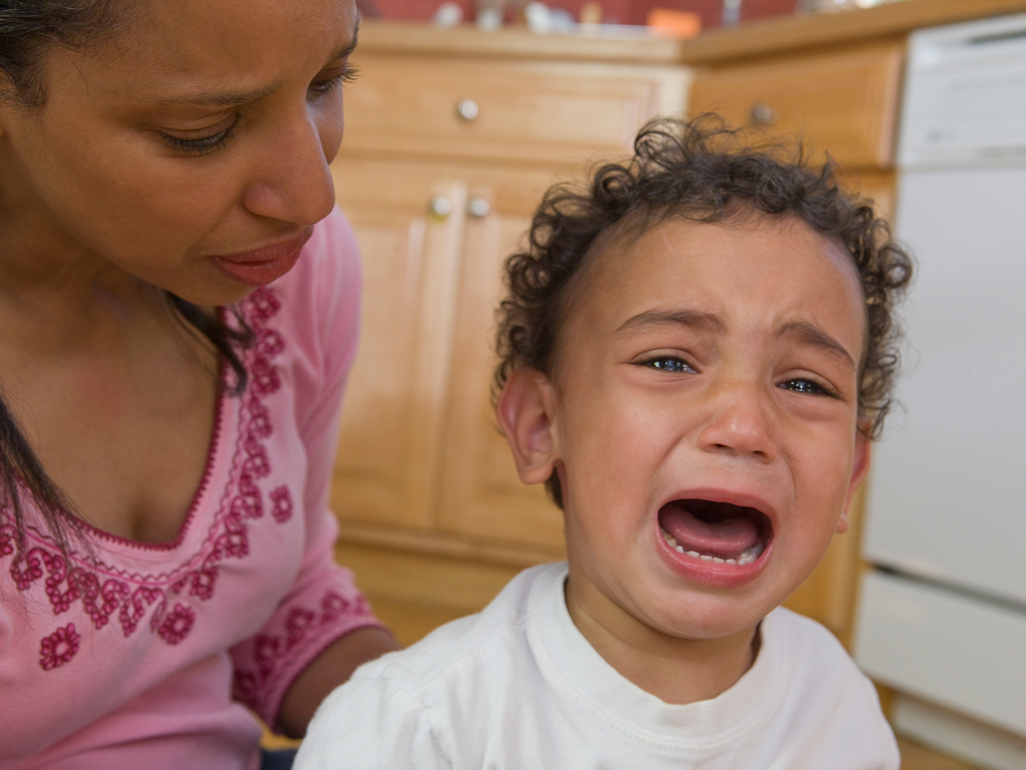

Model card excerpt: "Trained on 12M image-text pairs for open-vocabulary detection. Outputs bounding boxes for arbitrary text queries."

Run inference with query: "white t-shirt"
[297,563,899,770]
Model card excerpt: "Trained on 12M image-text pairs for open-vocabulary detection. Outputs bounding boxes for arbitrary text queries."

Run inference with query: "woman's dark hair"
[0,1,254,555]
[495,116,913,507]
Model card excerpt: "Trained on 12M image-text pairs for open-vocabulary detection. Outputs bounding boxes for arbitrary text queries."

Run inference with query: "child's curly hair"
[495,116,913,506]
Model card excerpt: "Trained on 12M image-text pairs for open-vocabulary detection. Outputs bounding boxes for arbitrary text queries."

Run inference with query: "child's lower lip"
[655,523,770,588]
[211,231,312,287]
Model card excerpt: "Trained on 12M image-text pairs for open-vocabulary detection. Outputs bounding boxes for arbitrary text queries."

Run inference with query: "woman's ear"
[837,428,872,534]
[495,368,559,486]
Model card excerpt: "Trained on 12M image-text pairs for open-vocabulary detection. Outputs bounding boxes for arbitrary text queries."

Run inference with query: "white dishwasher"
[852,13,1026,770]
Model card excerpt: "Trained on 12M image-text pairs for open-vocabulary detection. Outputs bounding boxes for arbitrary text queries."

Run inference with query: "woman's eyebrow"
[161,82,280,107]
[334,18,360,61]
[158,20,360,108]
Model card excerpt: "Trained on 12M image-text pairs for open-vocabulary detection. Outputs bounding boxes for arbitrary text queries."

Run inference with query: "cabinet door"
[688,43,903,169]
[329,155,468,530]
[436,178,566,553]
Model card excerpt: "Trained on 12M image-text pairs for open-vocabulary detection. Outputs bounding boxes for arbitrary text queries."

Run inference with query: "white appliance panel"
[855,571,1026,738]
[863,164,1026,606]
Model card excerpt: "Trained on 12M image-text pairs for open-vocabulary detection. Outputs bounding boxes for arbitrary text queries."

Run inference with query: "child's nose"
[695,379,777,463]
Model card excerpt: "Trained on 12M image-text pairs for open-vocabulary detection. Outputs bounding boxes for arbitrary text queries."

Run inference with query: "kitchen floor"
[898,736,982,769]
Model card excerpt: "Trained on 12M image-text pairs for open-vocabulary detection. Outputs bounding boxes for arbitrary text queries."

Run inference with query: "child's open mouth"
[658,500,772,566]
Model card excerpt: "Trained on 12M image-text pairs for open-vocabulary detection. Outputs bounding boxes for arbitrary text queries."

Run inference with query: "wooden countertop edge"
[678,0,1026,63]
[357,19,685,64]
[358,0,1026,64]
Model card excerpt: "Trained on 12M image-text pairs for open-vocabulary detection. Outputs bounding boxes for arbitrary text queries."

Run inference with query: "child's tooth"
[726,559,737,565]
[699,554,713,562]
[686,550,700,558]
[711,557,724,563]
[674,544,684,553]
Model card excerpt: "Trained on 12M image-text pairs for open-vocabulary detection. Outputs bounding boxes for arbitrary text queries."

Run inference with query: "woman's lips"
[211,229,313,287]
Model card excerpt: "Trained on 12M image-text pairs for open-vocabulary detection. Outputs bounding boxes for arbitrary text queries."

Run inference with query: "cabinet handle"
[467,197,491,218]
[429,195,453,218]
[456,98,479,122]
[749,102,777,125]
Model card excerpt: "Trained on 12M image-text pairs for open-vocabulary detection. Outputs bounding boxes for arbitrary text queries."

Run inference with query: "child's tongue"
[659,502,759,559]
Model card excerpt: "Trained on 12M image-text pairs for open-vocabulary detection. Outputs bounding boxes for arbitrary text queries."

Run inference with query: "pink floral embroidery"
[257,327,285,359]
[1,285,290,664]
[9,547,44,590]
[321,591,370,623]
[251,356,281,398]
[158,603,195,645]
[270,486,293,523]
[40,623,80,670]
[189,560,219,600]
[285,606,317,646]
[0,522,14,557]
[246,288,281,325]
[233,590,374,708]
[120,586,165,637]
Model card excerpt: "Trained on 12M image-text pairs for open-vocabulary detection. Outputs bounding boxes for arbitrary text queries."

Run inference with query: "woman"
[0,0,399,767]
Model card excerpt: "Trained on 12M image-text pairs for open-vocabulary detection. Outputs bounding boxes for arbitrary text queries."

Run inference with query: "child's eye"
[638,356,697,374]
[779,378,835,397]
[160,117,239,156]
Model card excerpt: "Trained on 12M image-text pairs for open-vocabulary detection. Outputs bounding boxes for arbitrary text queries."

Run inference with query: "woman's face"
[0,0,358,305]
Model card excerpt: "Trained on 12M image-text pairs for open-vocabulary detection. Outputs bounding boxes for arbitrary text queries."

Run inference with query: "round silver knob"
[749,102,777,125]
[456,98,479,122]
[429,195,452,218]
[467,197,491,218]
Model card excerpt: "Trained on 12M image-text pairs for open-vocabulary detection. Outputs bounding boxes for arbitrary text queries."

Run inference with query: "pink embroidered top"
[0,209,382,769]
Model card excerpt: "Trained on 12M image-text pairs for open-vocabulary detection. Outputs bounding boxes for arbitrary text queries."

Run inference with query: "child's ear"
[837,427,872,535]
[495,368,560,486]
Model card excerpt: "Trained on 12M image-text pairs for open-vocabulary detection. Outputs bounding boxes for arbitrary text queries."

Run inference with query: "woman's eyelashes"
[309,65,359,98]
[160,117,239,155]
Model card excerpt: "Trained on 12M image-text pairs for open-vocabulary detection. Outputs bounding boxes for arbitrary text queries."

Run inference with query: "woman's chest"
[0,345,309,755]
[1,306,222,543]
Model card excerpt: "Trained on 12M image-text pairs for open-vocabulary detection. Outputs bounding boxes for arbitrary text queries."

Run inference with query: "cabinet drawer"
[342,54,689,166]
[688,43,903,169]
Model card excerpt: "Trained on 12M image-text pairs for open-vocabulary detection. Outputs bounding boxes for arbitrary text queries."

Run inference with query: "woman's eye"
[309,65,359,96]
[160,118,238,156]
[640,356,696,374]
[780,378,834,396]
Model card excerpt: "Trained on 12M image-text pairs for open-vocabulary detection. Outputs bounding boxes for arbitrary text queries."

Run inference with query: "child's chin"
[644,592,770,642]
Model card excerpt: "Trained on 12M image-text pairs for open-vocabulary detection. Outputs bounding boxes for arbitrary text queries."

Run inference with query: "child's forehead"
[582,212,860,297]
[556,212,868,356]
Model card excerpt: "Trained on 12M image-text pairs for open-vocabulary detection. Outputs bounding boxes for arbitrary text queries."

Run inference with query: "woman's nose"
[694,379,778,463]
[242,107,339,227]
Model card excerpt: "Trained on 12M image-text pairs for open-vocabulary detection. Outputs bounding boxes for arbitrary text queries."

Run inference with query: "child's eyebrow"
[615,310,725,336]
[778,321,856,369]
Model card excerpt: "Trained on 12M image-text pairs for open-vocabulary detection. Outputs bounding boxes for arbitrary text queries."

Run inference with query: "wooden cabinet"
[329,155,563,542]
[688,40,904,646]
[688,42,904,168]
[329,37,689,644]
